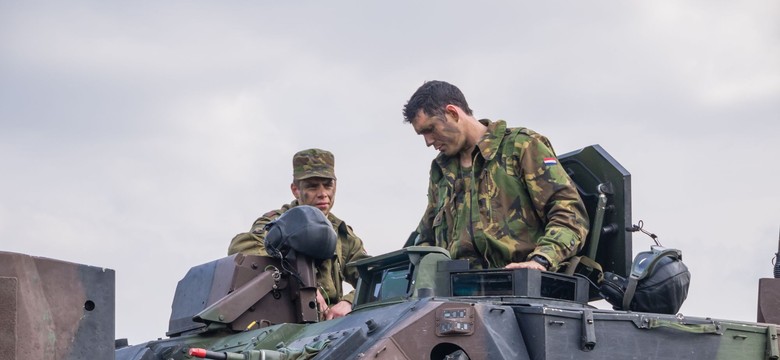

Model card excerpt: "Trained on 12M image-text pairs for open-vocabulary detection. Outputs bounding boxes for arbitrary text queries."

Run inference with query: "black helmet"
[264,205,337,260]
[600,247,691,314]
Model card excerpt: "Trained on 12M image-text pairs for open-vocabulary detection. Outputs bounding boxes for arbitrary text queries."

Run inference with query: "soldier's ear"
[444,104,460,122]
[290,182,300,199]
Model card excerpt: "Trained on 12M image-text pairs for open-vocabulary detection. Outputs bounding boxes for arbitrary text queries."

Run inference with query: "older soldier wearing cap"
[403,80,589,272]
[228,148,370,320]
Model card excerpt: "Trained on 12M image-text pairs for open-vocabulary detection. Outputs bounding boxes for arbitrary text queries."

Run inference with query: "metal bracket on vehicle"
[766,324,779,360]
[581,309,596,351]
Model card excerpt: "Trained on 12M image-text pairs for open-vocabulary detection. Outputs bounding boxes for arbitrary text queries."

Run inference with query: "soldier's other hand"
[325,300,352,320]
[505,261,546,271]
[316,289,328,315]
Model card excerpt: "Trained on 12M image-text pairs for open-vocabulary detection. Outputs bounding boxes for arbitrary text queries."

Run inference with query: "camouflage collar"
[475,119,507,161]
[433,119,507,172]
[327,212,349,234]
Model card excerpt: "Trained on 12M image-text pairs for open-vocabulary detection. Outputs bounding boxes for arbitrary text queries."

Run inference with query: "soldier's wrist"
[531,255,551,271]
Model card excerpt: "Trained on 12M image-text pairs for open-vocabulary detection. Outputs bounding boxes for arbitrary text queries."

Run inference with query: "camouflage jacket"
[228,200,370,305]
[416,119,589,270]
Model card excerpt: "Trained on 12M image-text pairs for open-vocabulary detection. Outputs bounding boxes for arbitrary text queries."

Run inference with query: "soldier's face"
[411,110,464,156]
[291,177,336,216]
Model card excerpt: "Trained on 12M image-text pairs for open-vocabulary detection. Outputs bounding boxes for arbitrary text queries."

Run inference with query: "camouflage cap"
[293,148,336,181]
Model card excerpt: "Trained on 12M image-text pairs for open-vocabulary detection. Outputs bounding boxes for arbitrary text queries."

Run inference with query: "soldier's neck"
[459,119,487,167]
[460,150,474,168]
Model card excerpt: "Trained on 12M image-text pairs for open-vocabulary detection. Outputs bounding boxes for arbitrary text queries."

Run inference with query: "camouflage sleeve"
[518,137,589,270]
[415,167,439,247]
[226,212,279,256]
[340,226,371,304]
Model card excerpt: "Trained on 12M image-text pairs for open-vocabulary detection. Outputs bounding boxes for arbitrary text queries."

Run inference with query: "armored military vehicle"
[2,145,778,360]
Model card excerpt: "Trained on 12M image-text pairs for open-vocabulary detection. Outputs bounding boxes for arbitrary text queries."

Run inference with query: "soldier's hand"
[505,260,546,271]
[325,300,352,320]
[315,289,329,316]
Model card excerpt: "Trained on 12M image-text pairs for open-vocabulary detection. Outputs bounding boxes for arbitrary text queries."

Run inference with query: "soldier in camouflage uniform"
[228,148,370,319]
[402,81,589,271]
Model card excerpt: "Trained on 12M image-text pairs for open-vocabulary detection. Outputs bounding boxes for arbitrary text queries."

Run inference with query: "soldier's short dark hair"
[402,80,474,123]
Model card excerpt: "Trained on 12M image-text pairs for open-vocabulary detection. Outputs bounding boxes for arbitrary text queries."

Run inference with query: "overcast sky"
[1,1,778,344]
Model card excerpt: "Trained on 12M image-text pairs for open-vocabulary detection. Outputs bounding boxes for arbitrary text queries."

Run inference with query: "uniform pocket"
[433,206,448,248]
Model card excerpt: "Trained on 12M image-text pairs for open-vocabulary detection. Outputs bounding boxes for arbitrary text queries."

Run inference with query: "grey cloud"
[1,1,778,344]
